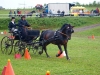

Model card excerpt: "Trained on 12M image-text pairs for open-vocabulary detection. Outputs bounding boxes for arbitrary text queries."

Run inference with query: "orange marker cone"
[4,30,7,34]
[46,71,50,75]
[58,53,64,58]
[1,66,7,75]
[58,50,64,58]
[92,35,95,39]
[24,48,31,60]
[5,59,15,75]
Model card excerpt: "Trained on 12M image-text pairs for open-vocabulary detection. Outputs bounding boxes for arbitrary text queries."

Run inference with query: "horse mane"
[60,24,69,31]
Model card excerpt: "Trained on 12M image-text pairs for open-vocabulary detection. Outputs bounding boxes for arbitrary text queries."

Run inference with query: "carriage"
[1,27,42,56]
[1,24,74,60]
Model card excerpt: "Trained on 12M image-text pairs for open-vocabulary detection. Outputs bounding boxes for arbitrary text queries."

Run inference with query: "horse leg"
[39,45,50,58]
[64,44,70,60]
[38,46,44,55]
[56,45,63,57]
[44,46,50,58]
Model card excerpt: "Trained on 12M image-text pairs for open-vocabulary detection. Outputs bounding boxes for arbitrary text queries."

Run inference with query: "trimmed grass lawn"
[0,27,100,75]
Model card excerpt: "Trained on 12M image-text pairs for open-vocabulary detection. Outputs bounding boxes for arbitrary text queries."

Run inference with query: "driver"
[18,15,30,39]
[18,15,30,27]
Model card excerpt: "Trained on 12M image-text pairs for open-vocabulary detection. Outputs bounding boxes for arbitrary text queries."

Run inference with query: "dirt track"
[74,24,100,32]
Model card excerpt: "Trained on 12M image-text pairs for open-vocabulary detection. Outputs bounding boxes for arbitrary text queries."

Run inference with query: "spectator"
[91,9,94,13]
[18,11,21,17]
[17,9,19,14]
[49,9,52,17]
[61,11,65,17]
[14,10,17,17]
[79,9,83,16]
[57,10,60,16]
[96,7,99,13]
[52,10,55,14]
[40,13,43,18]
[52,10,56,16]
[43,10,46,17]
[49,9,52,14]
[36,13,39,17]
[9,10,12,17]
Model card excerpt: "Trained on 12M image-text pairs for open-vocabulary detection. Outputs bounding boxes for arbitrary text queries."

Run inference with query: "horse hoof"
[47,56,50,58]
[38,51,42,55]
[56,53,61,57]
[67,58,70,60]
[56,54,59,57]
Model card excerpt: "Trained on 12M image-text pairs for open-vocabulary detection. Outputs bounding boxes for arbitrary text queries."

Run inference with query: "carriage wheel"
[26,44,31,52]
[32,42,42,54]
[14,41,25,56]
[1,36,13,55]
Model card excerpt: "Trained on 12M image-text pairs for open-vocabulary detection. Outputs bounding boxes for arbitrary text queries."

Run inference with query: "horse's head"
[60,24,74,40]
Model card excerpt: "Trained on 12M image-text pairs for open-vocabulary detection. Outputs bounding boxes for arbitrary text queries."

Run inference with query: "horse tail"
[39,31,44,40]
[39,30,46,46]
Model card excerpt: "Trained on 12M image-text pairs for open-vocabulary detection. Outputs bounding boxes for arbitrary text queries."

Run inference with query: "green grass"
[0,9,35,18]
[86,6,100,11]
[0,9,34,14]
[0,27,100,75]
[74,26,100,36]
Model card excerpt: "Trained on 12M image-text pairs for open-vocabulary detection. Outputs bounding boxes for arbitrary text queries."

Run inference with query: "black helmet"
[21,15,26,18]
[11,17,15,20]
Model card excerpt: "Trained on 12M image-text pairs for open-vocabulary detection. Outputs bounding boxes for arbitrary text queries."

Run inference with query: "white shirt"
[11,21,14,24]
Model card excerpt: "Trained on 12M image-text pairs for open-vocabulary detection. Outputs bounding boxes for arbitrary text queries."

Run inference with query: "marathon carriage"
[1,23,74,60]
[1,27,42,56]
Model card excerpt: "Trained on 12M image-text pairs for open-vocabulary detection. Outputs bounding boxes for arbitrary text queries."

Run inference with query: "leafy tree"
[74,1,100,7]
[75,2,81,6]
[93,1,97,6]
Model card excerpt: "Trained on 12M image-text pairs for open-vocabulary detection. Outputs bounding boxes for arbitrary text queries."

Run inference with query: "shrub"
[0,17,100,30]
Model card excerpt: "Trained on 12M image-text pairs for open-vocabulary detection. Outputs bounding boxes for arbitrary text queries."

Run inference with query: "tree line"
[75,1,100,7]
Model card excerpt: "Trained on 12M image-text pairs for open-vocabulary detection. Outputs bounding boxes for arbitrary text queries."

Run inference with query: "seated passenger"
[8,17,18,32]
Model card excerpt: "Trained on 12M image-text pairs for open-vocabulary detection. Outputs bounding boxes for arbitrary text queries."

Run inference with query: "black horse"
[39,24,74,60]
[26,10,36,16]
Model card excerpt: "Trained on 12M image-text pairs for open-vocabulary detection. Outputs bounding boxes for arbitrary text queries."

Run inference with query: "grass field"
[0,9,34,14]
[0,9,35,18]
[0,26,100,75]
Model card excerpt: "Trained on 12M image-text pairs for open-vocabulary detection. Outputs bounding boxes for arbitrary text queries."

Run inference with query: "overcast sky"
[0,0,100,9]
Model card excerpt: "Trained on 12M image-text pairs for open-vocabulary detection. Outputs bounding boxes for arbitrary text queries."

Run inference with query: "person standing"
[61,11,65,17]
[14,10,17,17]
[57,10,61,16]
[9,10,12,17]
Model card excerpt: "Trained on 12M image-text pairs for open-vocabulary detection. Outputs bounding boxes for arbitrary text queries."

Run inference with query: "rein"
[58,31,68,37]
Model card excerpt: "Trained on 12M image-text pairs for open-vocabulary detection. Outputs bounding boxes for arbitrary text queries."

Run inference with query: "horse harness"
[54,30,69,40]
[40,30,69,45]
